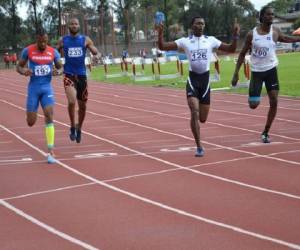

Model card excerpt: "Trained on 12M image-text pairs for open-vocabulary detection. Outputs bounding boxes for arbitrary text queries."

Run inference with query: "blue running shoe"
[261,132,271,143]
[69,127,76,141]
[47,154,56,164]
[76,129,81,143]
[195,147,205,157]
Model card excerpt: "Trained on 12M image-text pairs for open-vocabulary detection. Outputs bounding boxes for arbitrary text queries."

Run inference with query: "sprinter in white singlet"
[156,16,240,157]
[232,6,300,143]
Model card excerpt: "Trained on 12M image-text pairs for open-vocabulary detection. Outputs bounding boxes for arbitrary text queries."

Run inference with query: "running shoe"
[261,132,271,143]
[69,127,76,141]
[47,154,56,164]
[195,147,205,157]
[76,128,81,143]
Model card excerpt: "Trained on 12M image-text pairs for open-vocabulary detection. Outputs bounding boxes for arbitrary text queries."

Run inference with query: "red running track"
[0,69,300,250]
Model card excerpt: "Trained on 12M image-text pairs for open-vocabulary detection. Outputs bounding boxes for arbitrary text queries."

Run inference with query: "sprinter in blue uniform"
[17,28,62,164]
[57,18,100,143]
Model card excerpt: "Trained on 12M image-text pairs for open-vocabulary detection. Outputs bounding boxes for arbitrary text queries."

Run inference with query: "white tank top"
[250,25,278,72]
[175,35,221,74]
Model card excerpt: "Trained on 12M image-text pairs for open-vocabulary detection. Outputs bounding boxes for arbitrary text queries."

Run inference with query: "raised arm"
[155,24,178,51]
[276,27,300,43]
[231,31,253,86]
[218,19,240,53]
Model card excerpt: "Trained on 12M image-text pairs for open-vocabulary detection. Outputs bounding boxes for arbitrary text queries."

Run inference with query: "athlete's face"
[262,8,274,25]
[192,18,205,36]
[36,34,48,51]
[69,19,80,35]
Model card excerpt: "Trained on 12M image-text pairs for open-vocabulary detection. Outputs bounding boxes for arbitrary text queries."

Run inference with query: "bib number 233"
[68,47,83,57]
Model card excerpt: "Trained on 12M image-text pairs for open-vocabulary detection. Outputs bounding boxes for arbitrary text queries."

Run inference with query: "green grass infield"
[90,52,300,97]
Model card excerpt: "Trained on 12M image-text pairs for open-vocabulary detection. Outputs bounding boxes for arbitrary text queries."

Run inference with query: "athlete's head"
[259,6,274,25]
[68,18,80,35]
[190,16,205,36]
[36,28,48,51]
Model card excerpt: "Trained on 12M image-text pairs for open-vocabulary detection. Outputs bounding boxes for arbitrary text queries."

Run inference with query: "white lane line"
[213,98,300,111]
[2,99,300,200]
[0,200,100,250]
[2,73,300,106]
[3,182,96,201]
[0,157,32,163]
[0,159,48,166]
[82,97,300,141]
[74,152,118,159]
[0,140,13,144]
[269,149,300,156]
[84,87,300,118]
[1,124,300,250]
[131,139,180,144]
[1,151,296,201]
[87,80,300,107]
[0,149,25,153]
[2,80,300,126]
[69,104,300,165]
[2,86,300,142]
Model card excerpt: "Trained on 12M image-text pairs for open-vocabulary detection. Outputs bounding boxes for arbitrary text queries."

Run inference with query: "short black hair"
[36,27,47,36]
[190,16,203,26]
[259,5,273,23]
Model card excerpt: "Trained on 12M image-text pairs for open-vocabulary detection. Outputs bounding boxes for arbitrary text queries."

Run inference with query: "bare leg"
[264,90,278,134]
[187,97,201,148]
[77,99,87,130]
[65,85,77,128]
[199,103,210,124]
[26,112,38,127]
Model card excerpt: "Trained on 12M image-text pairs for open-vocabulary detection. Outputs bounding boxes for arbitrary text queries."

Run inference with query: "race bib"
[68,47,83,57]
[252,46,269,58]
[191,49,208,61]
[34,65,51,76]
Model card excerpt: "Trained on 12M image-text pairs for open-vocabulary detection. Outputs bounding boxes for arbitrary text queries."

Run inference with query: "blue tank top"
[21,44,60,85]
[63,35,87,76]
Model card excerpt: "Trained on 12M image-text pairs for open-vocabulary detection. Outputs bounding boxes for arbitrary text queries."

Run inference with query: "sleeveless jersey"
[63,35,87,76]
[250,25,278,72]
[175,35,221,74]
[21,44,60,85]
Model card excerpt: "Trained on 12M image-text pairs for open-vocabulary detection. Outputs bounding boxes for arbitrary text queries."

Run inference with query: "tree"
[294,18,300,30]
[21,0,42,32]
[1,0,22,50]
[113,0,138,52]
[181,0,256,40]
[268,0,294,14]
[97,0,110,55]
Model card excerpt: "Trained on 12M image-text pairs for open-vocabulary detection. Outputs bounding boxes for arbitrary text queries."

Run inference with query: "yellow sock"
[45,123,55,149]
